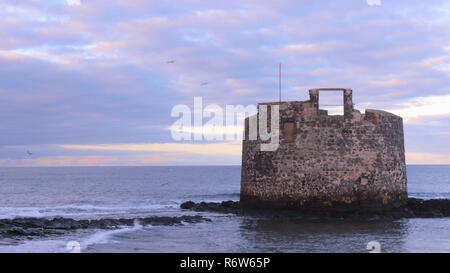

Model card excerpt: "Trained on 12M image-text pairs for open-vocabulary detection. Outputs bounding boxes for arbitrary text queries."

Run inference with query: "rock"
[180,201,195,210]
[5,227,45,236]
[180,200,241,213]
[179,198,450,219]
[0,215,211,239]
[407,198,450,218]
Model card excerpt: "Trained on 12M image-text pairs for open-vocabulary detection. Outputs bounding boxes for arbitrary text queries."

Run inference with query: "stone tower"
[240,88,407,212]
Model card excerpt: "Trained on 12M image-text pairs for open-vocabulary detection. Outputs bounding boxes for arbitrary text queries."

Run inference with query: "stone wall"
[240,88,407,212]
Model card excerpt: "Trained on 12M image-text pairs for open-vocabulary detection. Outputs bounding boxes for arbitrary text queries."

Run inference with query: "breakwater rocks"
[181,200,240,213]
[180,198,450,219]
[0,215,210,238]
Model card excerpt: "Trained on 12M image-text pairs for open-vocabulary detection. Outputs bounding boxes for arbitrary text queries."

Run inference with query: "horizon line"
[0,164,449,168]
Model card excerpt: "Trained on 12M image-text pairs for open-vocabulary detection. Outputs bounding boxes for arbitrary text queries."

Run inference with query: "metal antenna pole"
[279,63,281,103]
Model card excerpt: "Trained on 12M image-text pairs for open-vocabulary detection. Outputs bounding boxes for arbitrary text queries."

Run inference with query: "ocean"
[0,165,449,253]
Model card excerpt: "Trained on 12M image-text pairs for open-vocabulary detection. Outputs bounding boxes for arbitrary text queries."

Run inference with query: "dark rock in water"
[180,198,450,219]
[407,198,450,218]
[180,200,241,214]
[6,227,42,237]
[180,201,195,210]
[181,201,240,213]
[0,215,210,239]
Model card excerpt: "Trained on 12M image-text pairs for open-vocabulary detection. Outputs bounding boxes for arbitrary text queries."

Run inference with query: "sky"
[0,0,449,166]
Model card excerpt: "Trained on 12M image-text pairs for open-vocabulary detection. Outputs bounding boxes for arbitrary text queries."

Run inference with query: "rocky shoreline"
[180,198,450,219]
[2,198,449,240]
[0,215,210,239]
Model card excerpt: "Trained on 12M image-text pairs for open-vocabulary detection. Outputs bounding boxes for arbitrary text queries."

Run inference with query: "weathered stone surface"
[241,88,407,211]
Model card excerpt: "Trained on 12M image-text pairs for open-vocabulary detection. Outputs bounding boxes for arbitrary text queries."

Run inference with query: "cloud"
[388,94,450,123]
[60,141,242,157]
[0,152,185,167]
[139,155,180,164]
[406,153,450,165]
[278,41,352,55]
[0,155,118,167]
[0,0,450,165]
[372,78,408,87]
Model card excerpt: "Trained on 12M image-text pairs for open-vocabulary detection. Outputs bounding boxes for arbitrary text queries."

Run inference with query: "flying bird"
[200,82,209,86]
[166,60,176,64]
[26,150,33,156]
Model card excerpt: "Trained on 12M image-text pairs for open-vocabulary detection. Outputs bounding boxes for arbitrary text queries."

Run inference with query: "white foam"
[0,220,146,253]
[83,224,144,249]
[0,201,182,219]
[409,193,450,199]
[0,238,71,253]
[0,194,242,219]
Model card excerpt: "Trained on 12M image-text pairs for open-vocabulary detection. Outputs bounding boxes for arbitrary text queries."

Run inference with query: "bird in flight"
[26,150,33,156]
[200,82,209,86]
[166,60,175,64]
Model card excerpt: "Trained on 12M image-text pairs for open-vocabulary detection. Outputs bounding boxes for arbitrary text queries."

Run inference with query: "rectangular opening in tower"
[318,92,344,115]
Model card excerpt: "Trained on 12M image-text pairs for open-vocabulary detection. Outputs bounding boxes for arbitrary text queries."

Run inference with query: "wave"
[409,192,450,199]
[0,201,182,219]
[1,192,447,220]
[0,214,209,249]
[81,220,145,250]
[0,238,70,253]
[0,223,147,253]
[186,193,240,200]
[0,192,241,219]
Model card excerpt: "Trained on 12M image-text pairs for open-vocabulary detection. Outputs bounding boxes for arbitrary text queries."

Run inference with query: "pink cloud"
[139,155,180,164]
[0,156,118,167]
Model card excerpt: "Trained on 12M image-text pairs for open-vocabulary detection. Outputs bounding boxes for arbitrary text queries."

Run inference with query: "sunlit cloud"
[279,41,351,55]
[60,142,242,157]
[372,78,408,87]
[0,155,118,167]
[388,94,450,123]
[0,0,450,165]
[406,153,450,165]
